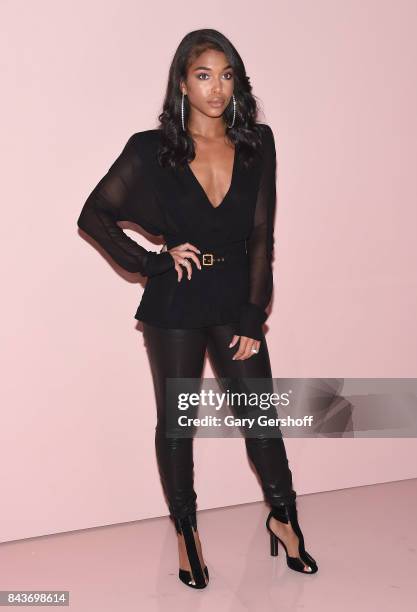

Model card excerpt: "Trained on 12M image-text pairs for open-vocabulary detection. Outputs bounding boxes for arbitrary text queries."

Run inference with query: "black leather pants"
[142,322,297,524]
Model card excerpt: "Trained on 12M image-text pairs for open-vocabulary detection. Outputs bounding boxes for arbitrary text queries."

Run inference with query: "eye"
[223,72,233,80]
[197,72,209,80]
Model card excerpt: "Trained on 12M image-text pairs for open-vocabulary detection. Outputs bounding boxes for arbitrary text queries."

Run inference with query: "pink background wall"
[1,0,417,543]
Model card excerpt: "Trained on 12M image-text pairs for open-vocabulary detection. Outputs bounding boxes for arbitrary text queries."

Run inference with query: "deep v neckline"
[186,143,238,210]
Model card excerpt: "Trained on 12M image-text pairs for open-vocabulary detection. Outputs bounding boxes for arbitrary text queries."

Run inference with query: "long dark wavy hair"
[157,29,264,170]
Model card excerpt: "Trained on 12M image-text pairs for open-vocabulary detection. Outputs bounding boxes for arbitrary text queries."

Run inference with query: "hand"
[229,334,261,360]
[168,242,202,282]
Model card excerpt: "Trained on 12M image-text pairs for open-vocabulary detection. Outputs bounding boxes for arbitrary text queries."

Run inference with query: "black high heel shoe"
[266,501,318,574]
[173,511,209,589]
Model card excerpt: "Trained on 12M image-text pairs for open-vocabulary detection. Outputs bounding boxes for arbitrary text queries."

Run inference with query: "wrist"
[144,251,174,277]
[236,302,267,341]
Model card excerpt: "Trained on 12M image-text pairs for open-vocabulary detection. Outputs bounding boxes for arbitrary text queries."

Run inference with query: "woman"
[77,28,318,589]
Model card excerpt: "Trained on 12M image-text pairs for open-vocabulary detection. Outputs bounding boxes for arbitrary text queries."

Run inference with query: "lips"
[208,99,225,106]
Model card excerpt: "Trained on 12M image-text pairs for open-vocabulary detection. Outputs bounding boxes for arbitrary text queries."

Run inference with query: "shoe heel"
[270,531,279,556]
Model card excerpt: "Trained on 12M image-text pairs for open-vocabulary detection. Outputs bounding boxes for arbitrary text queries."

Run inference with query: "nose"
[211,77,223,93]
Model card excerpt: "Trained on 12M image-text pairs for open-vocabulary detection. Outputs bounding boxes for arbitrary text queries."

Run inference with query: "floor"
[1,479,416,611]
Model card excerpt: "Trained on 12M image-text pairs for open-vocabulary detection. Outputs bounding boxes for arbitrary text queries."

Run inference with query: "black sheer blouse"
[77,123,277,341]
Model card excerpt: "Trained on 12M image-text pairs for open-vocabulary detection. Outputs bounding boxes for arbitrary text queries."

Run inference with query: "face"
[180,48,234,119]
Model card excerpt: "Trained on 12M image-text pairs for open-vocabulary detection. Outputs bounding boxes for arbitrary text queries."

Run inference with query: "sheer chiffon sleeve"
[77,134,174,277]
[236,124,277,341]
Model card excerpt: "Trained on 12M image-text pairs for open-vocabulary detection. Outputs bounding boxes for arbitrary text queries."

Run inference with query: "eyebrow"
[192,64,233,71]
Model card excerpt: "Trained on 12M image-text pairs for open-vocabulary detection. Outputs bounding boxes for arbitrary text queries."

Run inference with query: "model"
[77,28,318,589]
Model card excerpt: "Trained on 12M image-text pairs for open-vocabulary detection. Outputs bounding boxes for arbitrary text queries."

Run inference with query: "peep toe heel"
[266,501,318,574]
[173,511,209,589]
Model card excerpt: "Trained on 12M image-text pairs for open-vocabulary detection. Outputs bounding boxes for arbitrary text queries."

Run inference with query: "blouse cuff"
[236,302,268,341]
[143,251,174,277]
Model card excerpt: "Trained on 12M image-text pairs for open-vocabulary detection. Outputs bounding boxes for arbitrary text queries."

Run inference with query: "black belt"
[196,241,247,267]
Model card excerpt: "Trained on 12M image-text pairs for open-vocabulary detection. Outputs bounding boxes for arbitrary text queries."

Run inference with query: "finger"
[182,251,202,270]
[174,263,183,282]
[176,242,201,255]
[238,343,252,360]
[178,257,192,280]
[248,341,260,357]
[242,341,257,360]
[175,255,189,265]
[229,335,239,348]
[232,336,249,360]
[183,242,201,254]
[171,247,201,270]
[172,254,189,268]
[236,338,260,360]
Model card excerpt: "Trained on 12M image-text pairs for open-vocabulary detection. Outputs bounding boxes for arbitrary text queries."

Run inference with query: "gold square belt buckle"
[202,253,214,266]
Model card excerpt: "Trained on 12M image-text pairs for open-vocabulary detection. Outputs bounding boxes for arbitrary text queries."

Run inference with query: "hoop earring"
[182,91,235,129]
[227,94,236,128]
[181,91,186,131]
